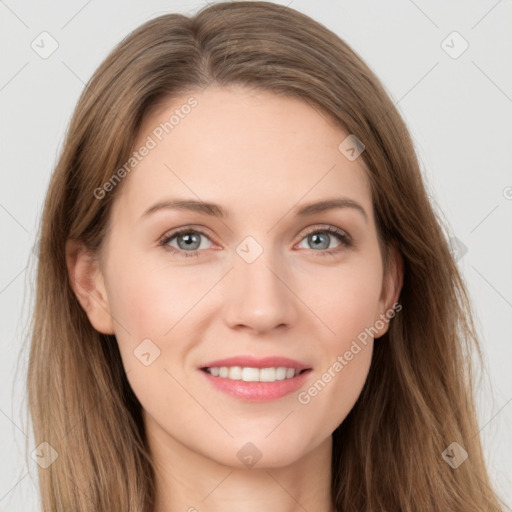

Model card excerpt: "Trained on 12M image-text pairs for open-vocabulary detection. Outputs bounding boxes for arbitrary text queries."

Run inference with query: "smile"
[203,366,306,382]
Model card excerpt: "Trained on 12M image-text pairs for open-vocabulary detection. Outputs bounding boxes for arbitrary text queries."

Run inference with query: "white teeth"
[229,366,242,380]
[275,367,287,380]
[242,367,260,382]
[259,367,276,382]
[205,366,301,382]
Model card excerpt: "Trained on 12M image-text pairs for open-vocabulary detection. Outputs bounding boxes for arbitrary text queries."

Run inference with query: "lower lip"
[200,369,312,402]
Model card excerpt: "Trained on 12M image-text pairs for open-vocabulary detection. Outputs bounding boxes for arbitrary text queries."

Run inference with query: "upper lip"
[200,356,311,371]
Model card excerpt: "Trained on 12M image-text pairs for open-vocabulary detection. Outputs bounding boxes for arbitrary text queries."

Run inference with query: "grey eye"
[297,231,342,251]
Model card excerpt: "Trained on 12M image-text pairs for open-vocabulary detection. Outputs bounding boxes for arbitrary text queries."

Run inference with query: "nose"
[222,248,299,335]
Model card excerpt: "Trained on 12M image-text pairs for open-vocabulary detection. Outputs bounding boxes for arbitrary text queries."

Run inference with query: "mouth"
[198,356,313,402]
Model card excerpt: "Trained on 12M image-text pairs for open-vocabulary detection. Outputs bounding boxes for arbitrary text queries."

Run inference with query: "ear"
[374,244,404,339]
[65,239,115,335]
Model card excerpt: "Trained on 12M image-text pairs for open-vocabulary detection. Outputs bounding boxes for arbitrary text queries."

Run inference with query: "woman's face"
[80,85,401,469]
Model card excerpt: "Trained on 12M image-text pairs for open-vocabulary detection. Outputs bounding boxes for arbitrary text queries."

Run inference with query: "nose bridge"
[223,237,298,332]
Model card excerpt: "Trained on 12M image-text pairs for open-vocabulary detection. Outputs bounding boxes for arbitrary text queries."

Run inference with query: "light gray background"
[1,0,511,510]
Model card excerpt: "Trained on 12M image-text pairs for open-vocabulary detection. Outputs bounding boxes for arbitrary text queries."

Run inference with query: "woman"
[27,1,504,510]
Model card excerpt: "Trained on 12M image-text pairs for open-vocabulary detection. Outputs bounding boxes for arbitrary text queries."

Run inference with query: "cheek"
[286,260,382,436]
[300,261,381,414]
[103,257,196,431]
[307,257,384,347]
[104,253,203,342]
[103,254,212,404]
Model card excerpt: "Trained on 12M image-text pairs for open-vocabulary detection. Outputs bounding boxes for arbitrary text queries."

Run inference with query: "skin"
[67,84,403,512]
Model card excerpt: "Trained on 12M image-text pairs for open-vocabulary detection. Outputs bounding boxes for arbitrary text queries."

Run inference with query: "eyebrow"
[141,197,368,222]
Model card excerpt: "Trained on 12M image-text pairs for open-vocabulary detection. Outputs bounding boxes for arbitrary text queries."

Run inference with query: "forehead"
[113,85,372,225]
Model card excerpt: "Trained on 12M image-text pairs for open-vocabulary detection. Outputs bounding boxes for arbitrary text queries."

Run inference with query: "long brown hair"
[27,2,505,510]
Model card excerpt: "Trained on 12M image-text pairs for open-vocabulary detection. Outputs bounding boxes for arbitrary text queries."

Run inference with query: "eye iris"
[309,232,329,250]
[178,232,201,250]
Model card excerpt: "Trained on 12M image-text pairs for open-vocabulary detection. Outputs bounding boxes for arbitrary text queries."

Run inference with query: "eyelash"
[158,225,353,259]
